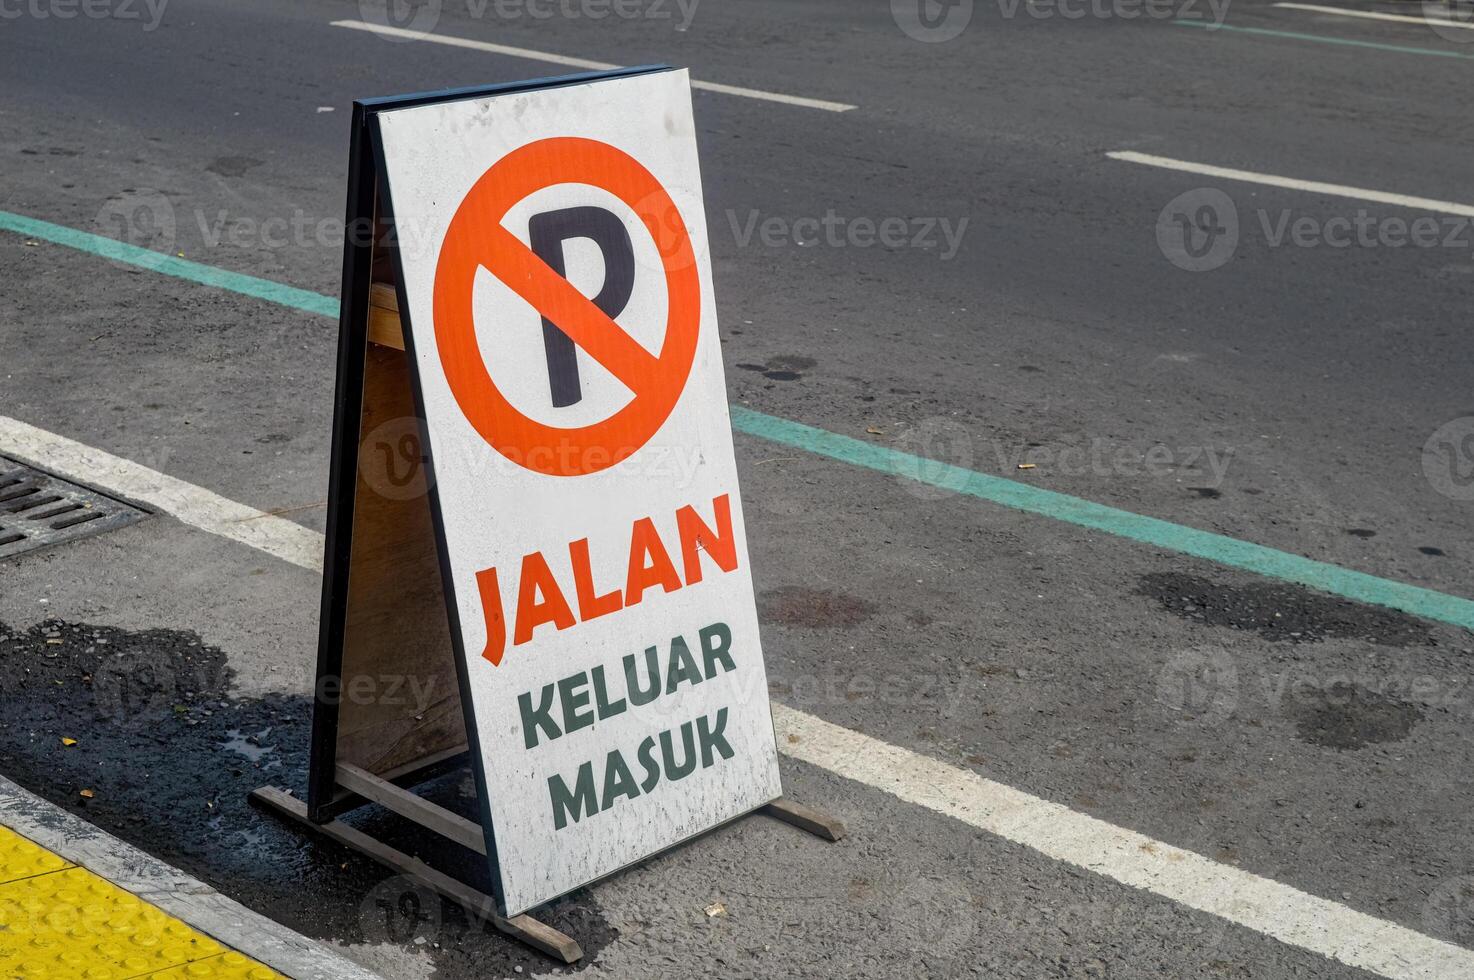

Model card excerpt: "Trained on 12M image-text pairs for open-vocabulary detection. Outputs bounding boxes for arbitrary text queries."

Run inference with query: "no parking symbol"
[433,136,701,476]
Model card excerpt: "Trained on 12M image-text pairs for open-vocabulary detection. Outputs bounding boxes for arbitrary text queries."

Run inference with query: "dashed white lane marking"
[5,413,1472,979]
[1107,150,1474,218]
[1274,2,1474,31]
[0,415,323,573]
[329,20,858,113]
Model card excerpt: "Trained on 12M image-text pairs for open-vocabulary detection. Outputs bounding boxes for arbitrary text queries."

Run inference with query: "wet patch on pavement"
[1283,681,1425,750]
[735,354,816,382]
[759,587,877,628]
[1137,572,1436,647]
[206,156,263,178]
[0,617,614,977]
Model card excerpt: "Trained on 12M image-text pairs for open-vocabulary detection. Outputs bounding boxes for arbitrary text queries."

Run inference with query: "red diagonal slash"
[480,222,660,395]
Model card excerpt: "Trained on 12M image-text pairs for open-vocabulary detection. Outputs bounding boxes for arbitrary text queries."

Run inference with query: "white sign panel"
[374,69,782,916]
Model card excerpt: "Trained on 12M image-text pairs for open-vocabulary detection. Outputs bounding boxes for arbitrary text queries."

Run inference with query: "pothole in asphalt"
[1284,681,1425,750]
[0,617,613,977]
[1136,572,1436,647]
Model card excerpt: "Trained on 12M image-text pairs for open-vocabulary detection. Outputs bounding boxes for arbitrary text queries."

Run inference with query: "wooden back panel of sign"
[307,104,471,818]
[334,322,468,777]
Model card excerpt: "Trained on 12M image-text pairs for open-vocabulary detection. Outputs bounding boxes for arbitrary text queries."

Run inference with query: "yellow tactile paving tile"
[142,952,285,979]
[0,826,73,885]
[0,867,222,977]
[0,830,283,980]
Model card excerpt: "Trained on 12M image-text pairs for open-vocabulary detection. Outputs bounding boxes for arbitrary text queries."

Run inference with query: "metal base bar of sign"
[249,786,584,964]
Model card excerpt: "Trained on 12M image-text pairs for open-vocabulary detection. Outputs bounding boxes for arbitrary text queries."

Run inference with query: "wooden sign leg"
[250,786,583,964]
[761,798,847,842]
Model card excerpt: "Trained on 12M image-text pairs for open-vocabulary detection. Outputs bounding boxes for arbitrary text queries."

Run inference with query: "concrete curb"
[0,775,385,980]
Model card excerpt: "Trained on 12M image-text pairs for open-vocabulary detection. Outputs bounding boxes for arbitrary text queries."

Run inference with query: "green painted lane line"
[4,208,1472,632]
[0,211,339,317]
[730,408,1474,632]
[1173,18,1474,60]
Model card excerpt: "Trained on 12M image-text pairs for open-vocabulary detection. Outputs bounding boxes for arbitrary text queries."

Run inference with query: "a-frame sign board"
[251,67,843,962]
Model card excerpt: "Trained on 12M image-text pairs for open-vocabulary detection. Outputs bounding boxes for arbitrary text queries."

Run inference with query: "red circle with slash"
[433,136,700,477]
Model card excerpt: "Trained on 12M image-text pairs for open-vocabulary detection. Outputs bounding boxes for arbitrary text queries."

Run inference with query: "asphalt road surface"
[3,0,1474,976]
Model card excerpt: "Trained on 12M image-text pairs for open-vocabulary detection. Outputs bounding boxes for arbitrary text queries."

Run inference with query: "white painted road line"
[1275,2,1474,31]
[329,20,858,113]
[0,775,386,980]
[0,415,323,573]
[4,415,1471,978]
[775,705,1474,980]
[1108,150,1474,218]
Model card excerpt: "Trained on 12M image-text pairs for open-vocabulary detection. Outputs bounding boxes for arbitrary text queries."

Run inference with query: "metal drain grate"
[0,458,148,559]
